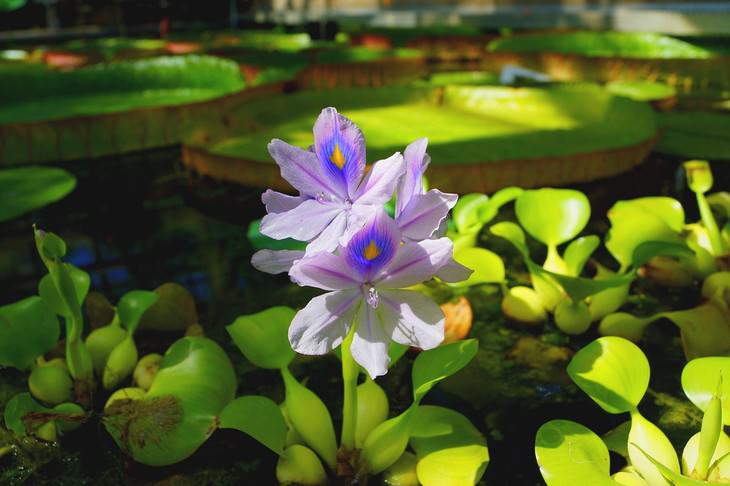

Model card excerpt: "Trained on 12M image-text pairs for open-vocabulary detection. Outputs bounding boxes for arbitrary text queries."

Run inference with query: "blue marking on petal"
[346,214,397,279]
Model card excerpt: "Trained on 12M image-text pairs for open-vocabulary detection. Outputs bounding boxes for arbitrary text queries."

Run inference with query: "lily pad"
[655,111,730,160]
[0,167,76,222]
[183,83,657,193]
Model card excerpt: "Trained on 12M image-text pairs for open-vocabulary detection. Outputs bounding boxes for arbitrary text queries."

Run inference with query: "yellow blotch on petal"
[330,144,346,169]
[364,241,381,261]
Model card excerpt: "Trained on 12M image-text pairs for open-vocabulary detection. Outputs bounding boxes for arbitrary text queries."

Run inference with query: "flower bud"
[554,299,592,335]
[355,378,389,448]
[501,286,547,325]
[276,444,327,485]
[361,406,416,474]
[684,160,713,194]
[28,365,73,405]
[105,386,146,409]
[281,368,337,469]
[103,338,138,390]
[384,452,419,486]
[133,353,162,391]
[85,325,127,374]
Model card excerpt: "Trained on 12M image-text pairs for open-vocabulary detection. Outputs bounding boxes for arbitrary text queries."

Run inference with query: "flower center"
[329,144,346,170]
[363,241,381,261]
[366,286,379,308]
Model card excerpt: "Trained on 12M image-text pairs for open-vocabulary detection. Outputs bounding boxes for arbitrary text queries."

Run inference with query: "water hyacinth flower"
[253,107,405,272]
[288,209,453,378]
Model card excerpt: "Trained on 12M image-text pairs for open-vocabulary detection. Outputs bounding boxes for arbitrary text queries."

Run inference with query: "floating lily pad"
[0,55,245,165]
[183,83,657,193]
[655,111,730,160]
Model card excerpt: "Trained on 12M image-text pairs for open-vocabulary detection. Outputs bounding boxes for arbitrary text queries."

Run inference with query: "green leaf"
[0,167,76,222]
[682,357,730,426]
[606,199,683,269]
[548,272,632,304]
[630,241,694,269]
[453,194,488,234]
[410,406,489,486]
[0,296,60,370]
[535,419,615,486]
[219,396,288,456]
[567,337,650,414]
[478,186,523,224]
[629,410,681,485]
[117,290,159,335]
[227,307,296,369]
[603,421,631,458]
[451,248,505,287]
[564,236,600,276]
[38,264,90,318]
[632,444,703,486]
[412,339,478,402]
[3,392,45,436]
[515,188,591,247]
[682,432,730,479]
[489,221,527,254]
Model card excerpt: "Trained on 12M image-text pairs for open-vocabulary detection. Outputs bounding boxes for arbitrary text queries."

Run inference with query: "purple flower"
[258,107,405,256]
[395,138,472,283]
[287,209,453,378]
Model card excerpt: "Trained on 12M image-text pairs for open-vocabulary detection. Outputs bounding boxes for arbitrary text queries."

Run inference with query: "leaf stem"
[340,325,358,451]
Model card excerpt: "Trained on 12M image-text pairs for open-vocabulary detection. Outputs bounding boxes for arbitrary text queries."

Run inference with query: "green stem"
[340,325,358,451]
[697,193,725,256]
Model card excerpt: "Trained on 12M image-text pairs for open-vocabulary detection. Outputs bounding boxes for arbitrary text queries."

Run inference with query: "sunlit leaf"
[412,339,478,402]
[535,419,615,486]
[0,167,76,222]
[567,337,649,414]
[410,406,489,486]
[453,194,488,234]
[219,395,288,456]
[564,235,600,276]
[682,357,730,426]
[451,248,505,287]
[515,188,590,247]
[629,410,680,485]
[227,307,296,369]
[0,296,60,370]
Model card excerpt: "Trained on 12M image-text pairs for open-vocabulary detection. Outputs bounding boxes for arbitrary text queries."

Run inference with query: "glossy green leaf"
[219,395,288,456]
[632,445,705,486]
[38,264,90,318]
[606,199,684,269]
[535,419,615,486]
[548,272,631,304]
[489,221,527,253]
[564,235,600,276]
[630,241,694,269]
[412,339,478,402]
[598,312,655,342]
[227,307,296,370]
[362,405,418,474]
[0,296,60,370]
[451,248,505,287]
[682,432,730,479]
[0,167,76,222]
[603,421,631,458]
[612,468,649,486]
[567,337,649,414]
[629,410,681,485]
[117,290,159,335]
[453,194,488,234]
[515,188,591,247]
[410,406,489,486]
[682,357,730,425]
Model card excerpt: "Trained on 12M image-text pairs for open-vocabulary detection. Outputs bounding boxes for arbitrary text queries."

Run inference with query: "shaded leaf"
[219,396,288,456]
[227,307,296,369]
[412,339,478,402]
[0,296,60,370]
[0,167,76,222]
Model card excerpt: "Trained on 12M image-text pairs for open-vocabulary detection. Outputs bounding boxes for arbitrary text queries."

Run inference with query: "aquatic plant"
[535,336,730,485]
[234,107,488,484]
[598,160,730,358]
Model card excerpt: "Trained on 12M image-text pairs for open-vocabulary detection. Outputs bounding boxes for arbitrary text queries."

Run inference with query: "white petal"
[289,290,360,355]
[306,211,348,254]
[353,153,405,206]
[251,250,304,274]
[262,189,303,214]
[260,199,340,242]
[289,252,361,290]
[436,258,474,283]
[379,289,444,350]
[396,190,457,241]
[375,238,454,288]
[352,302,391,378]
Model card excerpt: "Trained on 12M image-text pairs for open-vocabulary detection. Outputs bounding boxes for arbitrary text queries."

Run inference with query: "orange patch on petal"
[364,241,381,261]
[330,144,346,169]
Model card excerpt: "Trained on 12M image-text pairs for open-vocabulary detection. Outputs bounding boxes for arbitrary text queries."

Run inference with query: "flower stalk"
[340,324,359,452]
